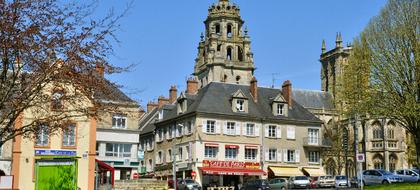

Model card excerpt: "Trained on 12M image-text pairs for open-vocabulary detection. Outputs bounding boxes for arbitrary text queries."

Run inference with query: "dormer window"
[112,114,127,129]
[231,89,248,113]
[277,104,285,115]
[177,92,188,115]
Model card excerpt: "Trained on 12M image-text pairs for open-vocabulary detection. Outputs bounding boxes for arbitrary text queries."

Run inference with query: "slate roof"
[94,79,137,104]
[292,89,335,110]
[139,108,159,135]
[159,82,321,124]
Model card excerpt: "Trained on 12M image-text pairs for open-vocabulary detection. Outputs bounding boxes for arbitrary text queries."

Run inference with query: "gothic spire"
[322,40,326,54]
[335,32,343,48]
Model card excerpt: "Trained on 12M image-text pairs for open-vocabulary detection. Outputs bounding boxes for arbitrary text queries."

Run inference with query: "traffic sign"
[357,153,365,162]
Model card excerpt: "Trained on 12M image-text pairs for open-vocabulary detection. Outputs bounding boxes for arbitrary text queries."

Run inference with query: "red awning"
[96,159,115,187]
[200,167,265,176]
[245,145,259,149]
[205,143,219,147]
[225,144,239,149]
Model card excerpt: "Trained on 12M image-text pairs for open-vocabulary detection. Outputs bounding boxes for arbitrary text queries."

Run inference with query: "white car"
[395,169,420,183]
[335,175,349,188]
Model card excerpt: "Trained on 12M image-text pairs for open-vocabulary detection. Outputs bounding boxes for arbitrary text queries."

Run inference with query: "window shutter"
[255,124,260,137]
[172,125,176,137]
[216,121,221,134]
[176,127,179,137]
[276,126,282,138]
[277,149,282,162]
[295,149,300,163]
[265,125,269,137]
[166,128,169,139]
[243,124,247,136]
[202,121,207,133]
[223,121,228,135]
[265,148,270,161]
[291,126,296,139]
[283,149,288,162]
[236,122,241,135]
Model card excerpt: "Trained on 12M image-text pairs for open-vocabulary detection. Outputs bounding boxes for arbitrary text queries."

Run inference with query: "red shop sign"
[202,160,260,169]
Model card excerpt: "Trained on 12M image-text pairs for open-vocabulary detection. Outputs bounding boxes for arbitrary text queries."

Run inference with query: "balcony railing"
[303,137,332,147]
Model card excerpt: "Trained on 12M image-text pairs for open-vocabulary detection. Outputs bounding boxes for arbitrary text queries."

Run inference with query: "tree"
[0,0,130,147]
[345,0,420,164]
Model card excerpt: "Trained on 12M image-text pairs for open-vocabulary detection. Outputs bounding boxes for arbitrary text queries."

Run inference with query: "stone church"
[293,33,410,177]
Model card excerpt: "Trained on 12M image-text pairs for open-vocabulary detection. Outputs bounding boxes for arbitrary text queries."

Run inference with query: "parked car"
[309,176,319,188]
[362,170,403,185]
[287,176,310,189]
[395,169,420,183]
[242,179,270,190]
[268,178,287,190]
[350,176,360,188]
[177,179,202,190]
[335,175,349,188]
[318,175,335,188]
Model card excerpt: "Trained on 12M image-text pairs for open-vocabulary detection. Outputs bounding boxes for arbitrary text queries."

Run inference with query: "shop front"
[199,160,265,189]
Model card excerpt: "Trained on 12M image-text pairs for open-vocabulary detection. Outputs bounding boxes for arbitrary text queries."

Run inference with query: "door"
[396,170,407,182]
[35,160,77,190]
[371,171,383,184]
[405,170,418,182]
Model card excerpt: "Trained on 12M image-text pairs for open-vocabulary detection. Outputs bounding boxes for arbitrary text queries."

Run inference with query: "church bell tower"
[193,0,255,88]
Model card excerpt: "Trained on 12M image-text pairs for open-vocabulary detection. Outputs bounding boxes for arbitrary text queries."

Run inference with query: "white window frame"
[287,150,295,162]
[236,99,245,112]
[309,151,320,163]
[308,128,319,145]
[226,122,236,135]
[268,149,277,161]
[36,124,49,146]
[206,120,216,134]
[246,123,255,136]
[268,125,276,138]
[277,104,284,115]
[105,143,132,158]
[204,146,218,158]
[112,115,127,129]
[225,148,238,160]
[62,124,76,147]
[245,148,257,160]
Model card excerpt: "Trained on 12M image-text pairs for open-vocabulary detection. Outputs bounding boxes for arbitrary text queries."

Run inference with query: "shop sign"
[202,160,260,169]
[35,149,76,156]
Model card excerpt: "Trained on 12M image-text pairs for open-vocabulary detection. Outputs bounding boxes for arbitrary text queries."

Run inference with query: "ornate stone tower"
[193,0,255,88]
[319,33,352,96]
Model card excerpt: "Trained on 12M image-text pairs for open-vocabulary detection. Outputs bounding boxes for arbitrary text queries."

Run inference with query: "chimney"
[282,80,292,107]
[250,77,258,102]
[169,85,178,104]
[147,101,158,113]
[158,96,169,109]
[96,64,105,77]
[186,77,198,95]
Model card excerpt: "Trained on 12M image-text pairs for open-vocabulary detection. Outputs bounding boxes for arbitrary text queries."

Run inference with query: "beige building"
[139,1,329,188]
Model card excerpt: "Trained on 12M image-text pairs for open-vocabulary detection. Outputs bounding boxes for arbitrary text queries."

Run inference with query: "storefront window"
[246,123,255,136]
[205,146,218,158]
[269,149,276,161]
[245,149,257,160]
[225,148,238,159]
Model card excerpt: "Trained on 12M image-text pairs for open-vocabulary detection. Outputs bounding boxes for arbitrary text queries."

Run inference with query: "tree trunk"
[415,131,420,168]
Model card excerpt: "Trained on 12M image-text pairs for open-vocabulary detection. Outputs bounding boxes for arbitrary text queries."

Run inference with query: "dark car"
[242,179,270,190]
[268,178,287,190]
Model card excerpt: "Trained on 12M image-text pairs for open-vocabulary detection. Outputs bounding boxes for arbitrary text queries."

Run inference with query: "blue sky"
[96,0,387,109]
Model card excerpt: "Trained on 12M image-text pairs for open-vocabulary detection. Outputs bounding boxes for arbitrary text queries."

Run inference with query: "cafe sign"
[203,160,260,169]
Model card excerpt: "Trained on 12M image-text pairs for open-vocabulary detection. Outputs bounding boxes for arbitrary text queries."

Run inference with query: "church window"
[217,44,222,52]
[238,47,243,61]
[215,23,221,34]
[227,24,233,38]
[227,47,233,60]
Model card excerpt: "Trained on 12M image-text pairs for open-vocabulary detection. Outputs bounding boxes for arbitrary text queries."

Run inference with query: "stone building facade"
[293,35,409,177]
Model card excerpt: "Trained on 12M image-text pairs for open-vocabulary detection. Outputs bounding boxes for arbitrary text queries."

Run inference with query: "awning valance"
[245,145,259,149]
[225,144,239,149]
[199,167,265,176]
[268,166,302,177]
[302,167,326,177]
[205,143,219,147]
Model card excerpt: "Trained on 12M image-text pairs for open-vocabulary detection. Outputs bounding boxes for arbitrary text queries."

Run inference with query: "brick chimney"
[250,77,258,102]
[158,96,169,109]
[147,101,158,112]
[169,85,177,104]
[282,80,292,107]
[186,77,198,95]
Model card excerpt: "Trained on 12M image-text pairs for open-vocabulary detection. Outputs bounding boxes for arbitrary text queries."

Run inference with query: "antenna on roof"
[271,73,282,88]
